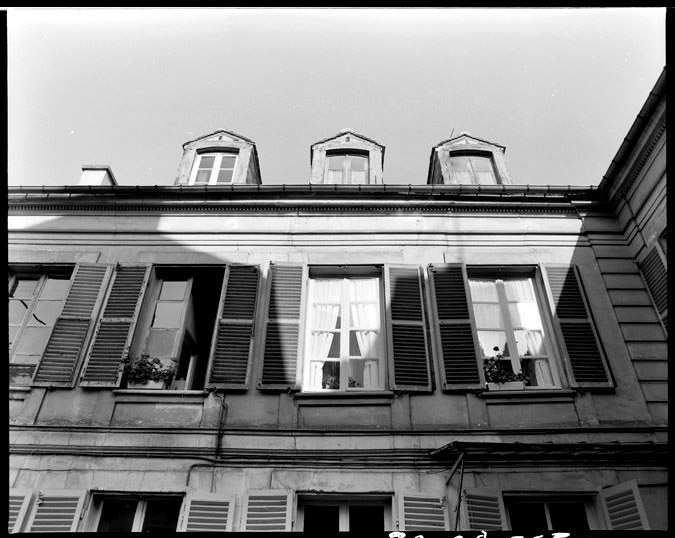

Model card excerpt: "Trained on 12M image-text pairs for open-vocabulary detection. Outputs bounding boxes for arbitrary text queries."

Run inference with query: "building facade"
[8,71,667,533]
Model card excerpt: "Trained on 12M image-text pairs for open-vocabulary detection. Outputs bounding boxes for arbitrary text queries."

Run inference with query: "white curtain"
[307,279,342,360]
[349,278,380,358]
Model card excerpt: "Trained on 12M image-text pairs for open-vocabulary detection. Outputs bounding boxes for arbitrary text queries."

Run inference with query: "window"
[303,272,384,391]
[9,268,72,385]
[506,498,591,532]
[189,152,237,185]
[298,496,391,532]
[91,494,183,532]
[449,152,499,185]
[468,272,559,388]
[325,152,369,184]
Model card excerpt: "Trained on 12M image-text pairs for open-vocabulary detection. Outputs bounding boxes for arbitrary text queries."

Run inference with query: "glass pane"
[471,156,497,185]
[304,505,340,533]
[508,302,543,330]
[327,155,345,171]
[40,278,70,299]
[522,358,554,387]
[450,155,475,184]
[349,303,379,329]
[159,280,188,301]
[349,330,378,357]
[28,301,62,326]
[350,155,368,171]
[97,498,137,532]
[321,361,340,389]
[472,303,504,329]
[198,155,215,169]
[468,279,499,302]
[327,333,341,358]
[548,502,590,532]
[194,170,210,184]
[503,278,536,302]
[349,505,384,532]
[507,502,548,531]
[216,169,234,183]
[476,331,509,357]
[514,329,545,356]
[349,358,380,389]
[220,155,237,169]
[152,302,183,328]
[14,325,51,355]
[146,329,178,357]
[9,300,29,324]
[12,279,39,298]
[310,303,340,330]
[142,498,183,532]
[350,171,367,185]
[326,170,343,184]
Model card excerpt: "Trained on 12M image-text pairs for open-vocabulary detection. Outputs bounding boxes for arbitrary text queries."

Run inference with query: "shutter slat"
[600,481,649,530]
[27,493,85,533]
[639,248,667,314]
[464,491,504,531]
[244,493,291,532]
[184,498,231,532]
[9,491,31,533]
[401,495,448,531]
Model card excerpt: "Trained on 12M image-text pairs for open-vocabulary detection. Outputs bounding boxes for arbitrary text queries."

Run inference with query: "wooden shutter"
[258,263,306,390]
[178,493,235,532]
[32,264,111,386]
[428,264,482,390]
[80,265,151,387]
[9,490,33,533]
[542,265,612,388]
[639,246,667,326]
[242,491,293,532]
[398,493,448,531]
[599,480,649,530]
[384,265,432,391]
[462,489,505,531]
[206,265,260,389]
[24,490,86,533]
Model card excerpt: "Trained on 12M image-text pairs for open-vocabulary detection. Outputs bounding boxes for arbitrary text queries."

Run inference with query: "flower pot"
[127,380,166,390]
[486,381,525,391]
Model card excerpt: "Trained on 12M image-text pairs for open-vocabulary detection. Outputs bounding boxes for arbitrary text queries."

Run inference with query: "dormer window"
[189,152,238,185]
[326,152,369,185]
[448,152,500,185]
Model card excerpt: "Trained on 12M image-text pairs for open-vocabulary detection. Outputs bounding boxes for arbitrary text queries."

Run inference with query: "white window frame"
[296,494,392,532]
[324,151,370,185]
[448,151,500,185]
[468,269,562,389]
[302,272,386,392]
[188,151,238,185]
[88,494,184,532]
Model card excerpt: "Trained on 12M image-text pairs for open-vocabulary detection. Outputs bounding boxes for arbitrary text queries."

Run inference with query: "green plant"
[483,347,528,384]
[124,353,176,384]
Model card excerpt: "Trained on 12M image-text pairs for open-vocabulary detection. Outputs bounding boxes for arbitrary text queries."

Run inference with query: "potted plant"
[483,347,528,391]
[124,353,176,389]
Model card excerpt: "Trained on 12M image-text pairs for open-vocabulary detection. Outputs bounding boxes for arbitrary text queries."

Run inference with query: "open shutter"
[258,263,306,391]
[206,265,260,389]
[542,265,612,388]
[24,490,86,533]
[384,265,432,391]
[9,490,33,533]
[599,480,649,530]
[398,493,449,531]
[80,265,151,387]
[461,489,506,531]
[242,491,293,532]
[639,246,667,330]
[178,493,235,532]
[428,264,482,390]
[32,264,111,386]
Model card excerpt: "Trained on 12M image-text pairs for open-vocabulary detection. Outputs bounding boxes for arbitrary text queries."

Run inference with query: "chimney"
[78,165,118,186]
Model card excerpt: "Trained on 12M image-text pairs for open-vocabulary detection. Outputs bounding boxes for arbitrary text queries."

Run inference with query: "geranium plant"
[483,347,528,384]
[124,353,176,385]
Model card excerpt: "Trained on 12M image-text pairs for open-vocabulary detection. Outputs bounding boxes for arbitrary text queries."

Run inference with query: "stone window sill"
[479,389,576,404]
[112,389,208,404]
[294,391,394,407]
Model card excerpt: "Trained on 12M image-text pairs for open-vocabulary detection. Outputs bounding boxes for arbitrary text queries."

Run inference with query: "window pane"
[508,502,548,531]
[198,155,215,169]
[152,302,183,328]
[194,170,210,184]
[97,498,137,532]
[40,278,70,299]
[12,279,39,298]
[146,329,178,357]
[326,170,343,184]
[472,303,504,329]
[508,303,543,330]
[470,155,497,185]
[349,330,379,357]
[514,329,545,356]
[216,169,234,183]
[321,361,340,389]
[327,155,345,171]
[349,358,380,389]
[220,155,237,169]
[476,330,510,357]
[450,155,474,184]
[349,303,379,329]
[142,498,183,532]
[9,300,29,325]
[350,155,368,172]
[548,502,589,532]
[304,505,340,533]
[469,279,499,302]
[14,325,51,355]
[503,278,536,302]
[28,301,62,327]
[350,171,367,185]
[349,505,384,532]
[522,358,554,387]
[159,280,188,301]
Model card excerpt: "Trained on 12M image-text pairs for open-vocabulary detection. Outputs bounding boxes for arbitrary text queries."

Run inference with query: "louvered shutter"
[428,264,482,390]
[258,264,306,390]
[398,493,449,531]
[599,480,649,530]
[178,493,235,532]
[639,247,667,328]
[24,490,86,533]
[206,265,259,389]
[32,264,111,386]
[462,489,505,531]
[384,265,432,391]
[542,265,612,388]
[9,490,33,533]
[80,265,151,387]
[242,491,293,532]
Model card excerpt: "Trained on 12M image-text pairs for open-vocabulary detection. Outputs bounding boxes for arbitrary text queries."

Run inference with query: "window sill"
[479,388,576,404]
[113,389,208,404]
[294,391,394,407]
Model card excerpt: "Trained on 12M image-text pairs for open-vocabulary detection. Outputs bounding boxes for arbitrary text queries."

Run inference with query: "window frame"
[503,493,599,531]
[188,150,238,186]
[296,493,392,532]
[324,150,370,185]
[448,151,501,185]
[87,493,184,533]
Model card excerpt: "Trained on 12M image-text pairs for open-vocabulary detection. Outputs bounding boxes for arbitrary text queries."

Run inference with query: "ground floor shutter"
[243,491,293,532]
[462,489,505,531]
[24,490,86,533]
[9,490,33,533]
[599,480,650,530]
[178,493,235,532]
[398,493,448,531]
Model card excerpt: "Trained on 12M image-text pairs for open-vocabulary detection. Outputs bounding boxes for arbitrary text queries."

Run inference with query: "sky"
[8,8,666,188]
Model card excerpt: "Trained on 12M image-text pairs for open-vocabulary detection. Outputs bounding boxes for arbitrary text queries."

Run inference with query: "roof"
[182,128,257,149]
[432,132,506,151]
[310,129,384,150]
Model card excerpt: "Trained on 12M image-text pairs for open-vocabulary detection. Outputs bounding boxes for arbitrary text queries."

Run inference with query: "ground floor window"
[505,498,591,532]
[298,495,391,532]
[93,495,183,532]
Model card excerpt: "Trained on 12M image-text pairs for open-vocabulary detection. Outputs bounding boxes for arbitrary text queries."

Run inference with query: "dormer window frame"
[324,149,370,185]
[187,149,239,186]
[447,150,502,186]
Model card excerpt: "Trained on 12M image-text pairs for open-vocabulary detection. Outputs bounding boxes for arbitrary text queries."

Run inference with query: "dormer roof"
[310,129,385,165]
[432,132,506,152]
[182,129,257,150]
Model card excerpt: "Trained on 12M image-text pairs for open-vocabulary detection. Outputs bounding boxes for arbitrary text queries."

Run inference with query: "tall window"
[449,152,499,185]
[92,495,183,532]
[303,275,383,391]
[325,152,369,184]
[468,274,558,387]
[189,152,237,185]
[9,270,72,385]
[298,497,390,532]
[506,498,591,532]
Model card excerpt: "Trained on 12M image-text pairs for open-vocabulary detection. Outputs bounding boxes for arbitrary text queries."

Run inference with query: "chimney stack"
[78,165,117,186]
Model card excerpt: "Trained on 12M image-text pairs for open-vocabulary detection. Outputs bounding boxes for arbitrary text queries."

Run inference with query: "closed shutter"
[9,490,33,533]
[428,264,482,390]
[206,265,260,389]
[258,264,306,390]
[639,246,667,327]
[599,480,649,530]
[398,493,448,531]
[80,265,151,387]
[243,491,293,532]
[178,493,235,532]
[384,265,432,391]
[542,265,612,388]
[32,264,111,386]
[25,490,86,533]
[462,489,505,531]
